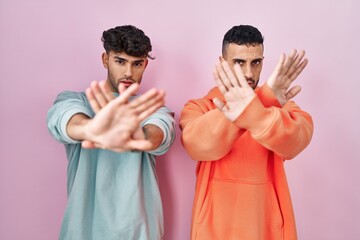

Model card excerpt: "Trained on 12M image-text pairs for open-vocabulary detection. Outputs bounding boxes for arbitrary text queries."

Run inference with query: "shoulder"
[51,90,92,114]
[156,106,175,117]
[182,87,220,113]
[52,91,92,110]
[54,91,87,103]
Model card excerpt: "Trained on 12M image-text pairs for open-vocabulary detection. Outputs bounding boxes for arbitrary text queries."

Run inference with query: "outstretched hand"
[212,60,255,122]
[266,49,308,106]
[82,81,165,152]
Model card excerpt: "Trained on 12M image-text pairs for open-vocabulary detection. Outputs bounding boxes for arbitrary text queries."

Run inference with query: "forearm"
[256,84,282,108]
[143,124,164,150]
[234,96,313,159]
[66,113,91,141]
[180,108,242,161]
[47,91,95,144]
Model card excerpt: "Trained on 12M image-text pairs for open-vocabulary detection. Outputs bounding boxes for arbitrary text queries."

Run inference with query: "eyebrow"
[232,58,245,62]
[113,56,127,62]
[232,57,264,62]
[113,56,145,64]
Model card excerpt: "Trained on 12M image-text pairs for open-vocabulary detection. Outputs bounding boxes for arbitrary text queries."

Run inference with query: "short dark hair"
[222,25,264,55]
[102,25,154,59]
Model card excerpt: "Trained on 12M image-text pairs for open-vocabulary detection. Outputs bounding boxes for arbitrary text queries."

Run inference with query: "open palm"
[213,60,255,122]
[82,81,165,152]
[266,49,308,106]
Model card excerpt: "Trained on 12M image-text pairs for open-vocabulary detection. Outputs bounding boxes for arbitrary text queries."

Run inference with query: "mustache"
[246,78,255,83]
[246,78,259,89]
[119,78,135,83]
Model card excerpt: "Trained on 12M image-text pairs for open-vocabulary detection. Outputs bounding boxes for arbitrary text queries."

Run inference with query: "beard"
[246,78,259,89]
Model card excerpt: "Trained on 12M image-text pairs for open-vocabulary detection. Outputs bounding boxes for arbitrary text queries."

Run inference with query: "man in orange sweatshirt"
[180,25,313,240]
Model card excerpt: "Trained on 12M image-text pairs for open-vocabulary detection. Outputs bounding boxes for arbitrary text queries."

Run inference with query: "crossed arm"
[213,49,308,121]
[210,49,312,158]
[66,81,165,152]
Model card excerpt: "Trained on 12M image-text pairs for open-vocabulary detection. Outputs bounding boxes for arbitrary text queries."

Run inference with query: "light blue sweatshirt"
[47,91,176,240]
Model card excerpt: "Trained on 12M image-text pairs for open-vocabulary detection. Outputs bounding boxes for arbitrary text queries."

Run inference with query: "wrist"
[67,114,91,141]
[143,124,163,149]
[264,83,284,107]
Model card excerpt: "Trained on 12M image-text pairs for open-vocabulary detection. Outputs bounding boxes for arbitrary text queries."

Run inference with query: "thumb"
[286,85,301,100]
[213,98,226,112]
[132,127,145,140]
[82,140,96,149]
[119,83,127,94]
[267,53,285,89]
[127,139,154,151]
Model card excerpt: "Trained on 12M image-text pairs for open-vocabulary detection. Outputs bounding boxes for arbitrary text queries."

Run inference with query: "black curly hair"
[222,25,264,55]
[102,25,154,59]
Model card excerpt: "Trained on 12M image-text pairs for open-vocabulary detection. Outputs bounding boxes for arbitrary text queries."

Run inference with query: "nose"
[242,63,253,79]
[124,64,133,78]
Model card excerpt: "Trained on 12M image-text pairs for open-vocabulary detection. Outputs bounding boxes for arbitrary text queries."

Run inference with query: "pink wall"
[1,0,360,239]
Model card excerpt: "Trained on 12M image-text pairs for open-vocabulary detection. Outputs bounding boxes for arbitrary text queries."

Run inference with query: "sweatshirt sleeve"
[142,106,176,156]
[180,99,243,161]
[47,91,93,144]
[256,84,282,108]
[234,95,314,160]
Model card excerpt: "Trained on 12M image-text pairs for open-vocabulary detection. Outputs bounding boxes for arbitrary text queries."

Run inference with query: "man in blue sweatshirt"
[47,25,175,240]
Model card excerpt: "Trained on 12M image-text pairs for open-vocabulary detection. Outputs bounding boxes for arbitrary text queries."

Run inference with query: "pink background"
[1,0,359,239]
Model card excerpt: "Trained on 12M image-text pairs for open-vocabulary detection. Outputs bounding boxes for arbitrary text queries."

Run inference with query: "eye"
[115,60,125,65]
[252,59,262,66]
[234,60,245,66]
[133,62,143,68]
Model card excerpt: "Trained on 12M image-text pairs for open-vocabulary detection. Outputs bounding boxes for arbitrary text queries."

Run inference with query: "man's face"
[102,51,148,93]
[223,43,264,89]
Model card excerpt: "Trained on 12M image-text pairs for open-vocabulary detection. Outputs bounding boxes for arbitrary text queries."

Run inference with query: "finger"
[282,49,297,75]
[273,53,286,76]
[115,83,140,104]
[126,139,154,151]
[86,87,101,113]
[221,61,241,88]
[212,98,227,112]
[138,102,163,120]
[132,127,145,140]
[83,141,108,150]
[266,53,286,89]
[213,68,228,95]
[82,140,96,149]
[91,81,109,108]
[286,85,302,100]
[215,61,233,90]
[128,88,160,109]
[294,50,306,67]
[111,147,127,153]
[233,64,251,88]
[287,50,306,77]
[134,90,165,114]
[99,80,115,102]
[289,57,308,81]
[138,98,165,120]
[119,82,127,94]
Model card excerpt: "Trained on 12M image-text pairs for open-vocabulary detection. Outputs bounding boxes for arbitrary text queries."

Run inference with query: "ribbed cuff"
[256,84,281,108]
[233,96,277,138]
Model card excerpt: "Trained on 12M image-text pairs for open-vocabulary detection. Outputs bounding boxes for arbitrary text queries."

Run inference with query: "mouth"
[246,79,258,89]
[247,80,254,86]
[119,80,135,87]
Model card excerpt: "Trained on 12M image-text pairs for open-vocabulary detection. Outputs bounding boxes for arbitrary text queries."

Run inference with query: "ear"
[102,52,109,69]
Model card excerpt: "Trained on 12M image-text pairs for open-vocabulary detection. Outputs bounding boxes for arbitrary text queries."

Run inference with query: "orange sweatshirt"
[180,84,313,240]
